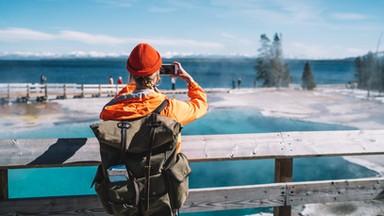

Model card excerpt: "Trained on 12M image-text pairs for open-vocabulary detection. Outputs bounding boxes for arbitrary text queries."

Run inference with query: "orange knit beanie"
[126,43,162,76]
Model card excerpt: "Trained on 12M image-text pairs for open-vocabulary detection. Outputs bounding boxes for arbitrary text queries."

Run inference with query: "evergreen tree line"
[355,52,384,92]
[255,33,316,90]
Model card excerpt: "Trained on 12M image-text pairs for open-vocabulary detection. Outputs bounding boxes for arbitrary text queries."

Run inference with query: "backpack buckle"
[117,122,131,129]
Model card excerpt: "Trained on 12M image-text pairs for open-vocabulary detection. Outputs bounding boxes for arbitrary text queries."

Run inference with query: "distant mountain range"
[0,51,382,61]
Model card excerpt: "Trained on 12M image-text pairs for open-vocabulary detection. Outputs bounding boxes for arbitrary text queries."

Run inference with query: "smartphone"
[160,64,178,76]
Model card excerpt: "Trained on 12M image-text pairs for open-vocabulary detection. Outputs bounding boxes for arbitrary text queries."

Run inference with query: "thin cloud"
[148,6,177,13]
[211,0,324,25]
[346,48,368,56]
[330,12,367,21]
[95,0,136,8]
[221,32,250,45]
[287,42,336,59]
[144,38,223,49]
[0,28,54,41]
[276,1,324,23]
[0,27,126,45]
[59,30,126,45]
[286,42,370,59]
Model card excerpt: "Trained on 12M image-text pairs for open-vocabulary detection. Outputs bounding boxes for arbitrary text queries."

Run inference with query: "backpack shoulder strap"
[142,99,169,212]
[153,99,169,114]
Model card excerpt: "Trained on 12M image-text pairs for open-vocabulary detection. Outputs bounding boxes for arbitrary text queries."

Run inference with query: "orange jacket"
[99,82,208,151]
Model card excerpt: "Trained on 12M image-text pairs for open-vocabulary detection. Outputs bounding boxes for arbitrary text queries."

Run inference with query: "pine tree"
[255,34,272,86]
[354,56,364,88]
[354,51,384,94]
[255,33,290,88]
[271,33,283,88]
[301,62,316,90]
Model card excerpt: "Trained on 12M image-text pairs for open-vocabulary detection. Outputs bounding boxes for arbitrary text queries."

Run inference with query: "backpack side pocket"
[93,164,139,215]
[165,153,192,209]
[93,164,114,214]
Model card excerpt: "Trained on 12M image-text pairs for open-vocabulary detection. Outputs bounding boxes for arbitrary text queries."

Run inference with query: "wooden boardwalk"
[0,83,230,103]
[1,130,383,215]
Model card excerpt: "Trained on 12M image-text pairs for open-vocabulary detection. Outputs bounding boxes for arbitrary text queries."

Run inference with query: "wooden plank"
[6,83,30,88]
[182,130,384,161]
[82,84,101,88]
[0,169,8,200]
[181,183,285,212]
[182,132,286,161]
[287,177,384,205]
[0,138,101,168]
[280,130,384,157]
[0,195,107,215]
[1,130,384,168]
[0,178,382,214]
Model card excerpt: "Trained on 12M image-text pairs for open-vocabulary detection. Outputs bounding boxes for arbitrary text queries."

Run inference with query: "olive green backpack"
[90,100,191,216]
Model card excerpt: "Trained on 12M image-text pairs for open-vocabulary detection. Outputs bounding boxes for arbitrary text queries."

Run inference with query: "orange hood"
[100,88,167,120]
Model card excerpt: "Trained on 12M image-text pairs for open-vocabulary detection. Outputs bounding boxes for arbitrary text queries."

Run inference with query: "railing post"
[274,158,293,216]
[63,84,67,99]
[81,84,85,98]
[0,169,8,200]
[26,84,30,99]
[44,84,48,99]
[7,84,10,103]
[99,84,102,97]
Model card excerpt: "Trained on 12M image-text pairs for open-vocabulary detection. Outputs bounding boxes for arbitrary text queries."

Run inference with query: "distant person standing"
[232,78,236,89]
[40,75,47,84]
[108,76,114,84]
[117,76,124,84]
[171,77,176,90]
[237,77,242,88]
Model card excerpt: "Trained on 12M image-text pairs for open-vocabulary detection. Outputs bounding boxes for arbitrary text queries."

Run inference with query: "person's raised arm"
[165,61,207,124]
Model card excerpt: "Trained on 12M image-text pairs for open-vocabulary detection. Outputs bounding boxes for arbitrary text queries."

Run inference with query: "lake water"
[0,58,356,88]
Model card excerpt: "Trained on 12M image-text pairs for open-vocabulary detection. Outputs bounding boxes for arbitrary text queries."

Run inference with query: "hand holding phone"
[161,62,195,83]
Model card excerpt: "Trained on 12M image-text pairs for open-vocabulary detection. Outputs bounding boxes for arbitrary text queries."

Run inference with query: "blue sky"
[0,0,383,59]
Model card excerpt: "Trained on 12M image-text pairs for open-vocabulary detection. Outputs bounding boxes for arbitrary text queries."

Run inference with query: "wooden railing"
[0,130,384,215]
[0,83,229,103]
